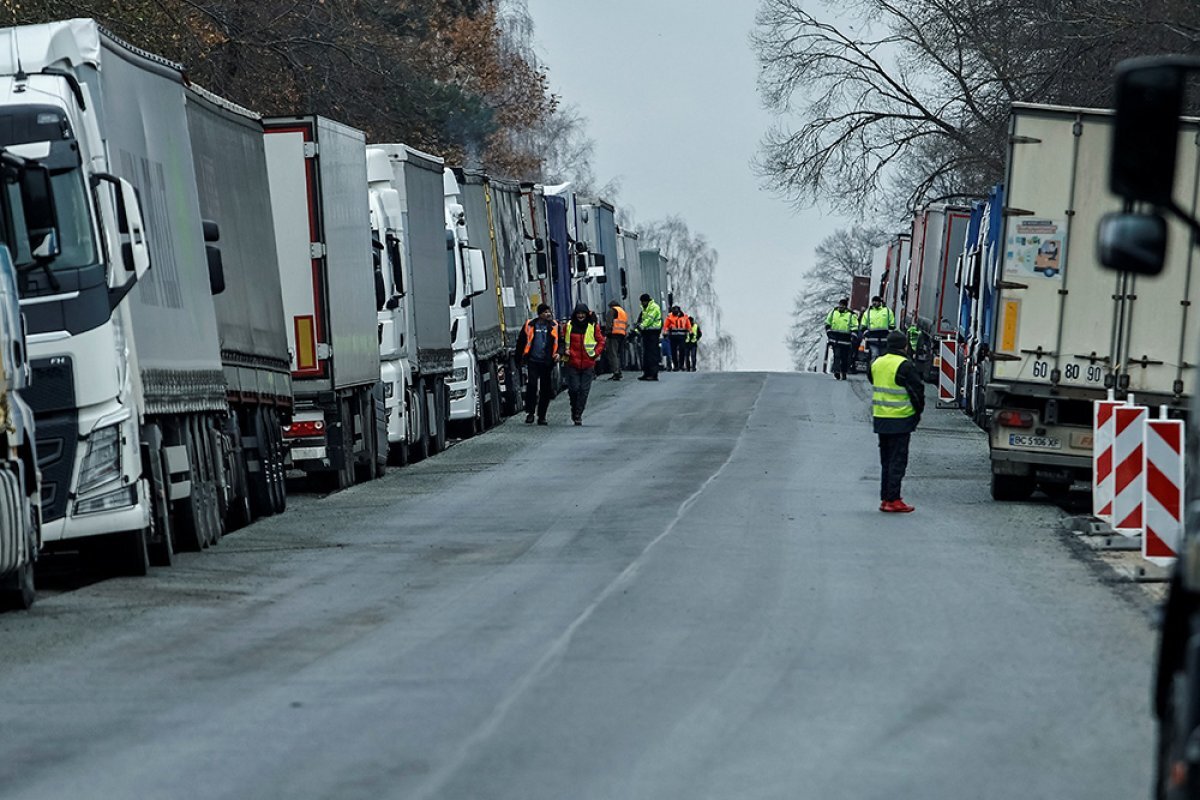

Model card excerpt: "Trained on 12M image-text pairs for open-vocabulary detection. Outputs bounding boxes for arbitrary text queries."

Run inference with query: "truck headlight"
[448,367,468,383]
[77,423,123,495]
[383,382,395,398]
[75,485,137,515]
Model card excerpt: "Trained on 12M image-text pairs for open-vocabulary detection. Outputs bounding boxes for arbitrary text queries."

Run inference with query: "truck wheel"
[429,381,448,455]
[267,409,287,514]
[355,391,379,483]
[174,422,207,552]
[990,470,1035,502]
[409,381,429,463]
[112,527,150,578]
[248,408,274,519]
[147,446,175,568]
[1,512,37,610]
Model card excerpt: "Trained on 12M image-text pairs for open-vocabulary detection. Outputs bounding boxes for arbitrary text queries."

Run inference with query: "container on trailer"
[186,87,291,408]
[454,170,506,358]
[490,179,534,327]
[376,144,453,377]
[544,191,573,320]
[576,197,619,310]
[850,275,871,312]
[264,115,378,393]
[986,103,1200,496]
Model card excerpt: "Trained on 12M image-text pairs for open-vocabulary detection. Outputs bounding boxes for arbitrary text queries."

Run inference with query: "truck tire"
[355,389,379,483]
[266,409,287,515]
[501,356,521,418]
[110,527,150,578]
[409,380,429,463]
[429,381,448,455]
[990,470,1035,502]
[174,422,206,552]
[247,408,274,519]
[1,510,36,610]
[146,445,175,568]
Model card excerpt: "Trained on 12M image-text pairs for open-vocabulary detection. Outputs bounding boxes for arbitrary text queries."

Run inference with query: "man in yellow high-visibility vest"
[869,330,925,512]
[825,297,858,380]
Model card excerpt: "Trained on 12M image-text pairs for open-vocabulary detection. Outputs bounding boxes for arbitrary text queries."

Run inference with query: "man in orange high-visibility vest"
[603,299,628,381]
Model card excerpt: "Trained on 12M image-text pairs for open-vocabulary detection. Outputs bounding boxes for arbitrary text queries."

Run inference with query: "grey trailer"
[185,84,291,520]
[576,198,620,309]
[640,248,671,315]
[264,115,385,490]
[454,170,504,361]
[377,144,453,452]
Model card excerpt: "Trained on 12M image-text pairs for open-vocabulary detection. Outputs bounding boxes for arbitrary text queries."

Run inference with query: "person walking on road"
[826,297,858,380]
[870,330,925,513]
[635,293,663,381]
[684,316,701,371]
[515,303,558,425]
[860,296,895,361]
[665,306,691,372]
[561,303,606,425]
[604,299,628,381]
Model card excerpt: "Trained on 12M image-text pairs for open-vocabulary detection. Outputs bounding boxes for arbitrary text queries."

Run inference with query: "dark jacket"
[869,353,925,435]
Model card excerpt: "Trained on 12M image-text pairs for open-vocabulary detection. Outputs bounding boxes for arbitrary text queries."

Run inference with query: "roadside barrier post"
[1143,412,1184,567]
[1113,404,1149,537]
[1093,398,1125,522]
[937,336,957,408]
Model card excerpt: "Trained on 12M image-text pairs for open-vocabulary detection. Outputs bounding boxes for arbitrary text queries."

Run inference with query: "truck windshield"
[0,106,99,272]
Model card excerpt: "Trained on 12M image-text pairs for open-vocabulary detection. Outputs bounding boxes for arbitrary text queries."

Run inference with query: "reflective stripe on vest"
[611,306,628,336]
[523,319,558,357]
[872,353,915,419]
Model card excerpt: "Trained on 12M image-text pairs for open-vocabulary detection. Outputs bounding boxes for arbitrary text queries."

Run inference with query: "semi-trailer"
[453,169,512,421]
[544,190,574,320]
[639,248,671,316]
[985,102,1199,499]
[264,115,386,490]
[444,167,493,435]
[184,85,291,525]
[575,197,619,312]
[374,144,454,457]
[0,155,42,608]
[616,227,644,370]
[899,203,971,377]
[0,19,234,573]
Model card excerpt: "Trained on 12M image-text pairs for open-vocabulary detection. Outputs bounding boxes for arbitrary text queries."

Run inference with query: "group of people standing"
[514,294,702,426]
[825,294,907,380]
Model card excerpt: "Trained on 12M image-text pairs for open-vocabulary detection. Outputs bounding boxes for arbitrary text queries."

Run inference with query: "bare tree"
[752,0,1200,215]
[786,225,886,371]
[639,216,737,371]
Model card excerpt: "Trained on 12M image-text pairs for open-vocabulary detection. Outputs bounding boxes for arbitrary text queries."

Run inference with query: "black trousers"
[830,341,853,375]
[607,334,625,376]
[564,366,594,417]
[685,343,697,370]
[524,361,553,419]
[641,331,661,378]
[878,432,911,502]
[670,334,687,371]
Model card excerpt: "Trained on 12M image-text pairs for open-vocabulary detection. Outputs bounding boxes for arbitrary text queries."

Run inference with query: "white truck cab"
[444,169,488,433]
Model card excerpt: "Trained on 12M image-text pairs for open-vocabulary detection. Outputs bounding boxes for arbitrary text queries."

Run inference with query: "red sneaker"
[879,501,890,511]
[890,499,915,513]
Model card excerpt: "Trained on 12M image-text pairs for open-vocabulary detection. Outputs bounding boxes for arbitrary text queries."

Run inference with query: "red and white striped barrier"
[1112,405,1149,536]
[1092,400,1125,521]
[937,337,957,407]
[1143,418,1184,567]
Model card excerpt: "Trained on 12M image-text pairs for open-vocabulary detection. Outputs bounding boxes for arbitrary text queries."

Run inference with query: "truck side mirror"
[1110,62,1186,206]
[202,219,220,243]
[466,247,487,298]
[575,254,588,274]
[115,177,150,278]
[206,245,225,294]
[1097,212,1168,275]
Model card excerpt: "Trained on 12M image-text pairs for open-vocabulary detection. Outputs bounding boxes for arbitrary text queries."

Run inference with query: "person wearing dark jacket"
[869,330,925,512]
[515,304,558,425]
[561,302,606,425]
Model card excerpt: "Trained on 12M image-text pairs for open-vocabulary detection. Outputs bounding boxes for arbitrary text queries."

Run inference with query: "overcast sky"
[525,0,847,371]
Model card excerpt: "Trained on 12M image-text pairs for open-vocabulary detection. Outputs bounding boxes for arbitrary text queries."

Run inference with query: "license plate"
[289,446,327,461]
[1009,434,1062,450]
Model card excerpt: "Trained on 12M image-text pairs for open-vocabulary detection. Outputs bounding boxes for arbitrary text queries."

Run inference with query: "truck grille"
[26,357,76,414]
[35,413,78,523]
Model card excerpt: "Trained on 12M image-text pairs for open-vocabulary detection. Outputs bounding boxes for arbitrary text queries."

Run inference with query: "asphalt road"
[0,372,1157,799]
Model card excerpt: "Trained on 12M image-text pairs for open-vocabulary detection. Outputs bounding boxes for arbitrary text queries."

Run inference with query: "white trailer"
[986,102,1200,499]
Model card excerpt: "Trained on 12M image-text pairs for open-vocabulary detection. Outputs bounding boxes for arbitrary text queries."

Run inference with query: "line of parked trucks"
[868,100,1199,502]
[0,18,675,609]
